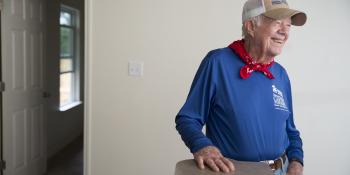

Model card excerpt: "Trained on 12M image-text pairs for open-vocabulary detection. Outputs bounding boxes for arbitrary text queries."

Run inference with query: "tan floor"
[45,136,83,175]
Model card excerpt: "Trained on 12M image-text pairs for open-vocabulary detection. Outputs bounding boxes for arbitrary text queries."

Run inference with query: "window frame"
[59,5,81,111]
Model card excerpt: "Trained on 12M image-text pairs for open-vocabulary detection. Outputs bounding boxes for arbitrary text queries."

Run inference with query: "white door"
[1,0,46,175]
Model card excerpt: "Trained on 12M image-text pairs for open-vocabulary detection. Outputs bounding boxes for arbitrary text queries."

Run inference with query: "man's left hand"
[286,161,303,175]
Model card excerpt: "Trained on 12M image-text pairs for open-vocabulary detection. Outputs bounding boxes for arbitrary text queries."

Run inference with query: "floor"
[45,136,84,175]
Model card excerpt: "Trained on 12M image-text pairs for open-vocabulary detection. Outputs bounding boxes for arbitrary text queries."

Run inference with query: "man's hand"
[193,146,235,173]
[287,161,303,175]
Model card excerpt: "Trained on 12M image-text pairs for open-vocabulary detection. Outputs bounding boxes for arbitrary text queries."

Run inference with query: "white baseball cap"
[242,0,307,26]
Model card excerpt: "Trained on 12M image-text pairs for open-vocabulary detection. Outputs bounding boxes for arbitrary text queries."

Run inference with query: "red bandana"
[228,40,275,79]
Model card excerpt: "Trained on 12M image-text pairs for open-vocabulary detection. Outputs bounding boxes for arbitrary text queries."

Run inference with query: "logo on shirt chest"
[272,85,289,112]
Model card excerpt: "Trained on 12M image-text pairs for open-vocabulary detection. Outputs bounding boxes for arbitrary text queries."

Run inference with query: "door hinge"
[43,91,51,98]
[0,0,3,11]
[0,82,5,92]
[0,160,6,170]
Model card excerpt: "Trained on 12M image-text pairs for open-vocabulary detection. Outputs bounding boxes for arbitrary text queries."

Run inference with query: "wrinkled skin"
[193,146,235,173]
[193,15,303,175]
[244,15,291,64]
[287,161,303,175]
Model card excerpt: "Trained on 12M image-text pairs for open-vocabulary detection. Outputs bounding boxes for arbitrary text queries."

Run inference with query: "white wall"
[85,0,350,174]
[284,1,350,175]
[46,0,85,158]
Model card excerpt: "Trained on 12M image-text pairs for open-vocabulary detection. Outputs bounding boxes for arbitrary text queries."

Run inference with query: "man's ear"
[244,20,255,38]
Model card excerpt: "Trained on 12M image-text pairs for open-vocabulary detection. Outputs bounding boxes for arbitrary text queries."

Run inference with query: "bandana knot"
[228,40,275,79]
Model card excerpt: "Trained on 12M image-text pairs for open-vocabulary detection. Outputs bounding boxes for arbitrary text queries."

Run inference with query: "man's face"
[253,16,291,57]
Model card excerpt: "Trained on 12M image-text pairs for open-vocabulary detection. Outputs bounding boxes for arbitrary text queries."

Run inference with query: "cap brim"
[263,8,307,26]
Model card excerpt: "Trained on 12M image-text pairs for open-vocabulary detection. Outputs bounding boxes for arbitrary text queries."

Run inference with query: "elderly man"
[175,0,306,175]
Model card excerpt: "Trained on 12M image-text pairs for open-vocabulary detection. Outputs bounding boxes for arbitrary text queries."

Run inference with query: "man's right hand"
[193,146,235,173]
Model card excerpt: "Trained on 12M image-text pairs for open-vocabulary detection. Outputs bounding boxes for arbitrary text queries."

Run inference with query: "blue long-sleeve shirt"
[175,47,303,163]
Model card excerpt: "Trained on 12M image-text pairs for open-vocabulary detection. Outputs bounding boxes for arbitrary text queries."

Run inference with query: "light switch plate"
[128,61,144,77]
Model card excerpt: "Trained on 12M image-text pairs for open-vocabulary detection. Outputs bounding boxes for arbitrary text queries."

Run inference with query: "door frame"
[83,0,91,174]
[0,5,3,175]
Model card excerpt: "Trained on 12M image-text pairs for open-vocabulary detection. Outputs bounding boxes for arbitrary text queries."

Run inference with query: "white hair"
[242,15,263,37]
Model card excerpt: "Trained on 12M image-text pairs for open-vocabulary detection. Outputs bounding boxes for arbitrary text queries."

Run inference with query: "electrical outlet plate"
[128,61,143,77]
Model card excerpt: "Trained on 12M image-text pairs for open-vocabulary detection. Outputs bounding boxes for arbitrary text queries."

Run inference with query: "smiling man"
[175,0,307,175]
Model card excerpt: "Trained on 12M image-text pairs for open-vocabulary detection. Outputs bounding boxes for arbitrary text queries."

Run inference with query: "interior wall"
[85,0,350,174]
[46,0,85,158]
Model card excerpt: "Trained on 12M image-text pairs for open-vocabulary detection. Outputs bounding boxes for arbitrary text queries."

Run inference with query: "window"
[59,6,81,110]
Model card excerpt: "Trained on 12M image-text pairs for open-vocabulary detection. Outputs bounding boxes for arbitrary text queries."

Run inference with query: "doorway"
[1,0,85,174]
[45,0,85,175]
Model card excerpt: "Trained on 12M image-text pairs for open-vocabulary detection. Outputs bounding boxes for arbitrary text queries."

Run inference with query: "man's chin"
[270,49,283,57]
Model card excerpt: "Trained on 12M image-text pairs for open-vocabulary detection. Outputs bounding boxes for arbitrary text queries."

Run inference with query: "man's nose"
[278,26,289,36]
[282,23,291,31]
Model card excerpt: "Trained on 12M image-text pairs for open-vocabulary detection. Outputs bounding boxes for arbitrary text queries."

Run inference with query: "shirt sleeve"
[175,51,217,153]
[285,76,304,165]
